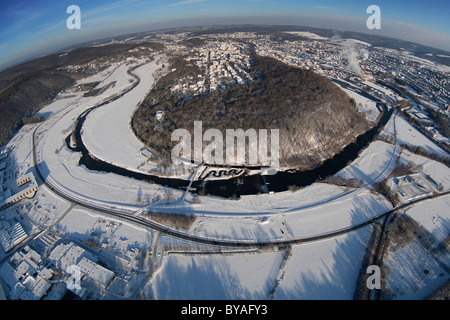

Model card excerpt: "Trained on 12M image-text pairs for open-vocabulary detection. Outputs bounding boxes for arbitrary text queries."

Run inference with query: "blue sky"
[1,0,449,70]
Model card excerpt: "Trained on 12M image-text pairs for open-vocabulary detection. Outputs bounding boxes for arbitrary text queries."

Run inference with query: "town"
[152,30,449,151]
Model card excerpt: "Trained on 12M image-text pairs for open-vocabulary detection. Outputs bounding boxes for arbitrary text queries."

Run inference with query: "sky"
[0,0,449,71]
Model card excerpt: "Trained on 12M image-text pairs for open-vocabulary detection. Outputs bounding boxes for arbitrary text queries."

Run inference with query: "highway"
[31,116,450,249]
[29,62,450,250]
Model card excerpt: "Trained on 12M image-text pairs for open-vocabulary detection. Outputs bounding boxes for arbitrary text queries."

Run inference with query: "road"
[32,114,450,249]
[29,61,450,250]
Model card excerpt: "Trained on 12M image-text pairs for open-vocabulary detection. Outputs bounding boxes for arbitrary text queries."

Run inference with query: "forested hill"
[132,55,370,170]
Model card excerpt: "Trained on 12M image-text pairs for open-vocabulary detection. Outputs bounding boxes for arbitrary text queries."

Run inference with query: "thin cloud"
[315,6,333,10]
[168,0,207,7]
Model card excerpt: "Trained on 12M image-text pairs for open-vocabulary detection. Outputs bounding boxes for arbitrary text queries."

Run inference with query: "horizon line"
[1,22,450,73]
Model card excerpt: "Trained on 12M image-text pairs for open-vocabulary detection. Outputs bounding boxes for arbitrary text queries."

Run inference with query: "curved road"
[31,62,450,249]
[32,118,450,248]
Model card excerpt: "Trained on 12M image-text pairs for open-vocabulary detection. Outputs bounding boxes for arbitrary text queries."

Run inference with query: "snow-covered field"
[283,31,328,41]
[183,185,391,242]
[81,59,164,175]
[143,225,375,300]
[406,196,450,246]
[336,141,397,187]
[1,48,448,300]
[383,115,448,158]
[398,150,450,190]
[275,226,374,299]
[383,196,450,300]
[56,207,154,254]
[146,250,285,299]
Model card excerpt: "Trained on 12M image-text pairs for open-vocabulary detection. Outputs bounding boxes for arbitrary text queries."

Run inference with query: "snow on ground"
[387,173,437,203]
[383,196,450,300]
[146,223,377,300]
[34,74,394,244]
[32,54,395,244]
[341,87,380,123]
[283,31,328,40]
[1,123,72,229]
[34,64,134,120]
[35,94,84,119]
[3,36,449,301]
[379,192,450,300]
[185,186,391,242]
[274,225,374,299]
[405,195,450,246]
[361,80,396,97]
[10,53,443,250]
[36,57,183,211]
[38,62,144,124]
[280,188,391,239]
[93,63,135,97]
[383,236,448,300]
[397,149,450,191]
[39,149,181,210]
[81,58,163,175]
[146,250,285,300]
[383,114,448,159]
[407,54,450,74]
[330,38,372,47]
[56,207,154,250]
[26,186,72,227]
[73,63,123,86]
[336,141,397,187]
[7,124,36,177]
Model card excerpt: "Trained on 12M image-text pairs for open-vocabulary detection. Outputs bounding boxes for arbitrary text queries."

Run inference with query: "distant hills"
[117,24,450,65]
[0,43,151,146]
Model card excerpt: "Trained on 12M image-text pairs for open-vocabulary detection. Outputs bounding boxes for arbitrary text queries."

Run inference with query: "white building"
[0,220,28,253]
[77,257,114,287]
[48,242,115,294]
[0,245,53,300]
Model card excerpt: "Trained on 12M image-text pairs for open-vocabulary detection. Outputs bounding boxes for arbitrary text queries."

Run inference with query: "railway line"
[29,62,450,250]
[32,117,450,249]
